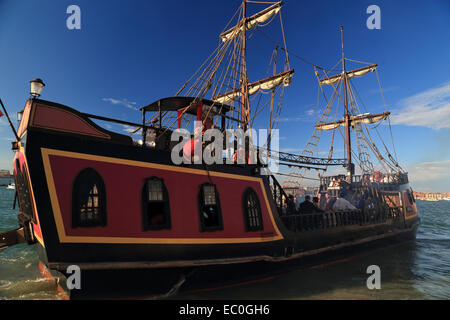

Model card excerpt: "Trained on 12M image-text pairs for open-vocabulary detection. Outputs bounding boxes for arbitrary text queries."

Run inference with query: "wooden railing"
[268,174,296,216]
[280,206,403,233]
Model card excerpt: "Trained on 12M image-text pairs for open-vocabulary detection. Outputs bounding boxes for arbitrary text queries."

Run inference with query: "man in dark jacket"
[312,196,324,213]
[299,195,316,214]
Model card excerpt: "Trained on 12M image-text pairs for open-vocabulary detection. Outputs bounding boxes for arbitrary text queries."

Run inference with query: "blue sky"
[0,0,449,192]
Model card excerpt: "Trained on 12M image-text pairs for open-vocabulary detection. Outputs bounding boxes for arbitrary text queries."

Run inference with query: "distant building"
[280,185,319,198]
[281,185,302,197]
[0,170,11,177]
[304,186,319,197]
[413,191,448,201]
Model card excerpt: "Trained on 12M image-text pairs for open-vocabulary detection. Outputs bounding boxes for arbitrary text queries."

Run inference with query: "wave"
[0,277,60,299]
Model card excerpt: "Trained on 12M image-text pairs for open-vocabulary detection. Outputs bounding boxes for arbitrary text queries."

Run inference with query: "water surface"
[0,186,449,300]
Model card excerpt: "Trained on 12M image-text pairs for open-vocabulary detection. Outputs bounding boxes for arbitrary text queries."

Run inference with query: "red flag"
[0,110,3,117]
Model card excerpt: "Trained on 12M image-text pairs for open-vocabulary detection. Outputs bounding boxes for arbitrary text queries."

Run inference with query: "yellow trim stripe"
[18,143,45,247]
[41,148,283,244]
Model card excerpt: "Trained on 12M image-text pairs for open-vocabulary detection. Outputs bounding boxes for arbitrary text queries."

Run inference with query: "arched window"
[243,188,263,232]
[72,168,106,228]
[198,183,223,232]
[142,177,171,230]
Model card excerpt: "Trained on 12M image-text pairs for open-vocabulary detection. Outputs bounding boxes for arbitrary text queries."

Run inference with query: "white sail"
[213,70,293,104]
[315,112,390,131]
[220,2,282,43]
[316,121,344,131]
[319,64,378,85]
[356,112,389,125]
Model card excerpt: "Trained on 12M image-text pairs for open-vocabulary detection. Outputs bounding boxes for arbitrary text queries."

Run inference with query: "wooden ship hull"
[4,98,419,298]
[0,1,421,299]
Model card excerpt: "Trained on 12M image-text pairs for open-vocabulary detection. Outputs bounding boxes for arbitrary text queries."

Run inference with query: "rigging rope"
[375,69,399,162]
[344,58,373,65]
[348,79,403,172]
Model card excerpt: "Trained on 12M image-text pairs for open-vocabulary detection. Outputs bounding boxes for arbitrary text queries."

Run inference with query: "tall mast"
[268,47,278,155]
[341,26,353,182]
[241,0,248,130]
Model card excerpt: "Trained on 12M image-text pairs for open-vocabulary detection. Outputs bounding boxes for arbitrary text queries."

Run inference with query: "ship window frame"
[142,177,171,231]
[72,168,107,228]
[198,183,223,232]
[242,188,264,232]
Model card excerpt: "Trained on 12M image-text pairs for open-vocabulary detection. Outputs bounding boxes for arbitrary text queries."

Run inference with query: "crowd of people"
[283,183,377,216]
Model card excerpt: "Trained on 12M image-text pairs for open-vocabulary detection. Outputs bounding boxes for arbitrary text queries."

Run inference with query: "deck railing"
[268,174,296,215]
[280,206,403,233]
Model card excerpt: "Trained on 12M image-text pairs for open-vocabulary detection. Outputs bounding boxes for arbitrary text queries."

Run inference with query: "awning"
[141,97,234,115]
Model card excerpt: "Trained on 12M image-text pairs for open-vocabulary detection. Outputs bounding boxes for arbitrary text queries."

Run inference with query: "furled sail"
[319,64,378,85]
[220,2,282,43]
[315,112,390,131]
[213,70,294,104]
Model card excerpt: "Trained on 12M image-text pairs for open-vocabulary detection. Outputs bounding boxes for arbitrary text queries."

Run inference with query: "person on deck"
[295,195,302,211]
[339,178,349,189]
[312,196,324,213]
[333,192,357,211]
[322,193,335,212]
[299,195,316,214]
[287,195,297,214]
[355,193,365,210]
[318,192,326,210]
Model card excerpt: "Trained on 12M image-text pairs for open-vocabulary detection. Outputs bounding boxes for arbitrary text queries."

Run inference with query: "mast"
[341,26,353,182]
[241,0,248,130]
[268,47,278,154]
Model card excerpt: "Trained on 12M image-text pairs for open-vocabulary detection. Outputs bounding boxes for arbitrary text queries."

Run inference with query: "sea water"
[0,184,449,300]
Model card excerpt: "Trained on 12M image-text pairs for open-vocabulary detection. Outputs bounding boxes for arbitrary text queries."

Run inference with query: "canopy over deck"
[141,97,234,116]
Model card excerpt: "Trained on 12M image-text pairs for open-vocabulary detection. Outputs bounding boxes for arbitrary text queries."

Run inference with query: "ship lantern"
[17,110,23,122]
[30,78,45,98]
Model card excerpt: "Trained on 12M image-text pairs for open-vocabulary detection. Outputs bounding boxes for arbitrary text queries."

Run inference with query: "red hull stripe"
[41,148,283,244]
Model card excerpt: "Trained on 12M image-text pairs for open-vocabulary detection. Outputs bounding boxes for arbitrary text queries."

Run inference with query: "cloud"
[279,109,315,123]
[0,118,13,134]
[121,124,140,135]
[390,81,450,129]
[370,86,399,95]
[405,160,450,182]
[279,148,299,153]
[316,149,344,156]
[102,98,139,111]
[278,117,304,122]
[404,160,450,192]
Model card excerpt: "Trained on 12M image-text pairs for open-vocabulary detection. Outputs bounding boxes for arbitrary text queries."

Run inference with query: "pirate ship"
[0,1,419,298]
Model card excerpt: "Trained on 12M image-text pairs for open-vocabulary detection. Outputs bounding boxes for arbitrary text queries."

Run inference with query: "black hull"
[67,222,418,299]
